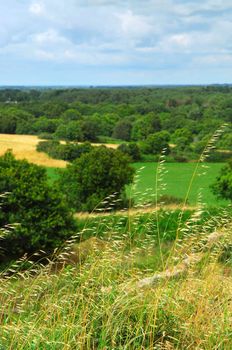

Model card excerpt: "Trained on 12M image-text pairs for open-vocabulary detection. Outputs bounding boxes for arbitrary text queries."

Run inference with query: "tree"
[32,116,60,134]
[112,119,133,141]
[172,128,193,144]
[58,147,135,212]
[61,108,82,121]
[211,160,232,200]
[0,108,33,134]
[88,113,119,137]
[0,152,76,261]
[118,143,141,162]
[81,119,100,142]
[131,113,161,141]
[142,131,170,155]
[54,121,84,141]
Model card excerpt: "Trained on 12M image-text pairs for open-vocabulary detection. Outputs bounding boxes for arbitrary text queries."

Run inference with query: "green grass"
[46,162,229,207]
[128,162,228,207]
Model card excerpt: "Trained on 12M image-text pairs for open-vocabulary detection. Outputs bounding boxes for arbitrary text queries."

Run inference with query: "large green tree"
[131,113,161,141]
[112,119,133,141]
[0,152,76,261]
[142,131,170,155]
[59,146,135,212]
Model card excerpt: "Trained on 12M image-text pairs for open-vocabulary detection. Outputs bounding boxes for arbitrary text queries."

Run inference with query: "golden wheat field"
[0,134,119,168]
[0,134,67,167]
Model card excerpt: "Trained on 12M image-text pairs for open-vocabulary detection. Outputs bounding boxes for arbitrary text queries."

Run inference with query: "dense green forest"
[0,86,232,162]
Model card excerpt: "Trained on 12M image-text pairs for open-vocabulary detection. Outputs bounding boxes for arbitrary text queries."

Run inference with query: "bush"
[206,150,232,162]
[58,146,135,211]
[171,151,188,162]
[158,195,187,205]
[37,140,93,161]
[38,132,54,140]
[0,151,76,261]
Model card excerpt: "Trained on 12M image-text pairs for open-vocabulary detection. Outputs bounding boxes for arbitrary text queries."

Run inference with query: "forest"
[0,85,231,162]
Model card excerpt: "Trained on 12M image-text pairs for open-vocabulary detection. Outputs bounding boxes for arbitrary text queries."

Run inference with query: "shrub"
[158,195,187,205]
[37,140,93,161]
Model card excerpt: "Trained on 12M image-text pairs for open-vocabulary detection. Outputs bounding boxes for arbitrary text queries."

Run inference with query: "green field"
[128,162,228,207]
[46,162,228,207]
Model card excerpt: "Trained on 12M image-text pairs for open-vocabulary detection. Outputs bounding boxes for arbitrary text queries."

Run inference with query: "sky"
[0,0,232,86]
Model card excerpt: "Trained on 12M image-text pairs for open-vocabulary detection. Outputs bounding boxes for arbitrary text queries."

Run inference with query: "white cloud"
[117,10,153,39]
[29,2,45,15]
[33,29,69,45]
[35,49,55,60]
[193,54,232,66]
[169,34,191,47]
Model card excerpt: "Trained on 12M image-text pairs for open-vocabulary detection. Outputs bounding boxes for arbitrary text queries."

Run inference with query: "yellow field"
[0,134,119,168]
[0,134,67,168]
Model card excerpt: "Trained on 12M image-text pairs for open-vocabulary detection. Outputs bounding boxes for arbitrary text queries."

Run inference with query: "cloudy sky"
[0,0,232,85]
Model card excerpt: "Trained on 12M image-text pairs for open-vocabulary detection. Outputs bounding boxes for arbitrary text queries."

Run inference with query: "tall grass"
[0,209,231,349]
[0,126,231,349]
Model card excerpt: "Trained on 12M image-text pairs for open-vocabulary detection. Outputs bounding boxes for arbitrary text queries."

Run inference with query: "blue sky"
[0,0,232,85]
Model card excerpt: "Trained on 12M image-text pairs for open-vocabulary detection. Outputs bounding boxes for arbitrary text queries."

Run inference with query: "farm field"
[0,134,67,168]
[128,162,228,207]
[0,134,118,168]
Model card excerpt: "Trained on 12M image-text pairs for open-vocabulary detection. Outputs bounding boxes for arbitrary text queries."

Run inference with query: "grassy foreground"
[0,207,231,349]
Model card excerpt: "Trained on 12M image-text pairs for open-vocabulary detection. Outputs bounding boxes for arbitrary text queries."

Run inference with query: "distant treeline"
[0,86,232,161]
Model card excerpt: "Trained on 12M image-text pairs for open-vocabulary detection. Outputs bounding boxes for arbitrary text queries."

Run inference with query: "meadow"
[47,162,227,209]
[129,162,228,207]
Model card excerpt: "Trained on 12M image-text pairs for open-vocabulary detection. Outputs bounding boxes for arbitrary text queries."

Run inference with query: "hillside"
[0,207,231,349]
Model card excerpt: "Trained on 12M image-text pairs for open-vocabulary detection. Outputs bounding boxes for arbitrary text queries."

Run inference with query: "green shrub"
[37,140,93,161]
[158,195,187,205]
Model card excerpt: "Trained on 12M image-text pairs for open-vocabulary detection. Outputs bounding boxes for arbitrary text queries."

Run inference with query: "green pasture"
[46,162,228,207]
[128,162,228,207]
